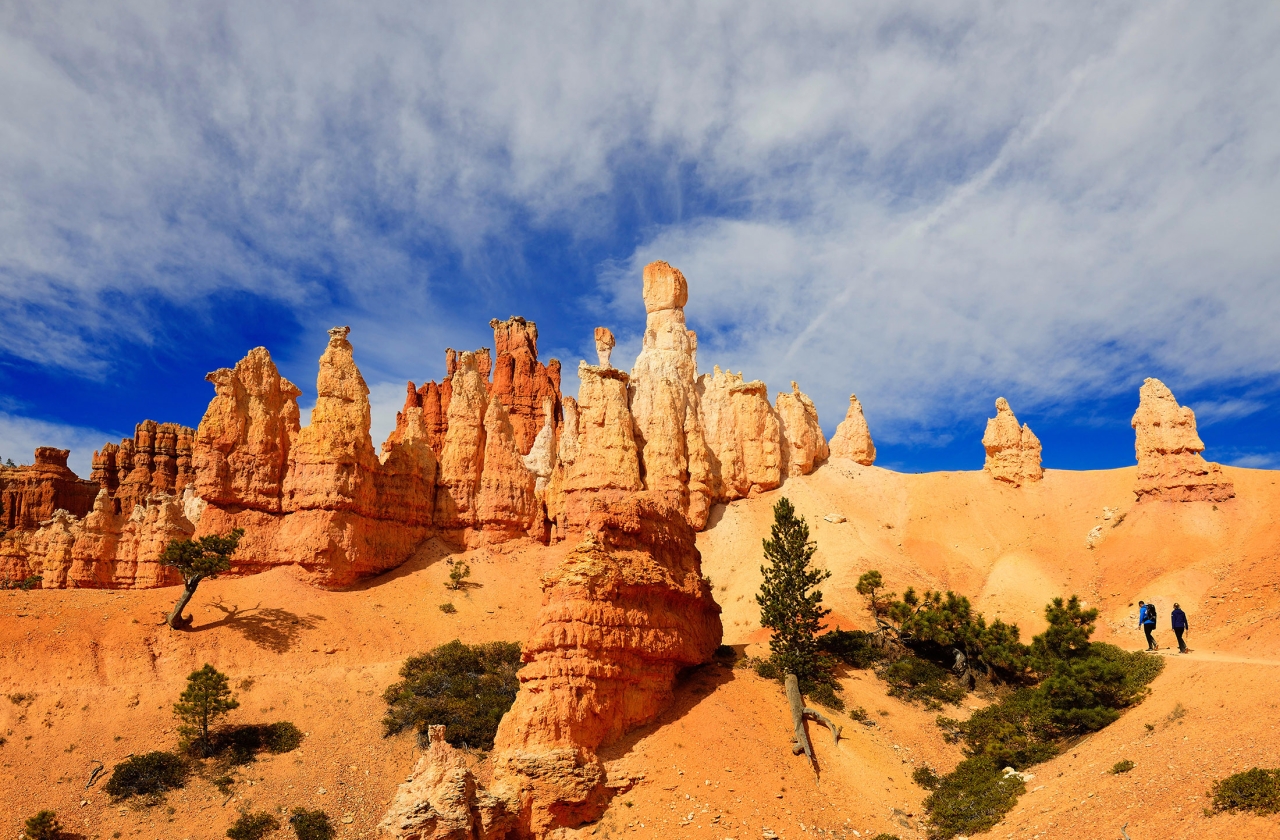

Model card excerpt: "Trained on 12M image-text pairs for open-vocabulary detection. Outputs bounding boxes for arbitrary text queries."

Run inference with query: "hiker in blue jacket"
[1138,599,1158,651]
[1171,603,1189,653]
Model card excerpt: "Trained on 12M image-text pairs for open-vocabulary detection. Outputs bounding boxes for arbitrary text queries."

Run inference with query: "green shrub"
[752,658,781,681]
[817,629,885,669]
[871,835,901,840]
[849,706,869,722]
[880,656,965,709]
[439,602,457,614]
[952,688,1059,768]
[804,679,844,711]
[922,595,1160,838]
[923,757,1025,839]
[383,640,523,750]
[262,721,303,752]
[1110,759,1135,774]
[227,811,280,840]
[22,810,63,840]
[913,764,941,790]
[1,575,44,591]
[1210,767,1280,814]
[104,751,188,799]
[289,808,335,840]
[212,774,234,795]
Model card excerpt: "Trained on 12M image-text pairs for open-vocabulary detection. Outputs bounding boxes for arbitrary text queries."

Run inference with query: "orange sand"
[3,463,1279,839]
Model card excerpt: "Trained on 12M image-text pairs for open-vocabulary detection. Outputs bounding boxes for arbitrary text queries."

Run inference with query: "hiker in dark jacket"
[1171,603,1189,653]
[1139,600,1158,651]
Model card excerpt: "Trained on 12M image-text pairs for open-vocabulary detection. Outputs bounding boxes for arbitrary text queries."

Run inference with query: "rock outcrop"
[776,382,829,477]
[1131,378,1234,503]
[379,725,517,840]
[547,363,642,536]
[981,398,1043,486]
[192,347,302,512]
[0,448,98,531]
[628,261,715,528]
[0,489,191,589]
[698,367,783,501]
[381,494,722,839]
[829,394,876,466]
[91,422,196,513]
[490,317,562,455]
[594,327,615,369]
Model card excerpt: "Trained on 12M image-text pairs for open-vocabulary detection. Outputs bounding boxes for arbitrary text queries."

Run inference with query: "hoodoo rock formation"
[91,421,196,513]
[828,394,876,466]
[380,493,722,840]
[698,367,783,501]
[776,382,829,477]
[490,316,562,455]
[5,258,834,588]
[628,261,716,529]
[1131,378,1234,503]
[192,347,301,512]
[981,398,1043,486]
[546,363,642,536]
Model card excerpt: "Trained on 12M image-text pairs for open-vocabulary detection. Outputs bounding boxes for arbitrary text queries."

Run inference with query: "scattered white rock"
[824,513,847,523]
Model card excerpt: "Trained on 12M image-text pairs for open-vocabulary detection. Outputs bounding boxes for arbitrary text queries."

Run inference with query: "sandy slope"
[2,461,1278,839]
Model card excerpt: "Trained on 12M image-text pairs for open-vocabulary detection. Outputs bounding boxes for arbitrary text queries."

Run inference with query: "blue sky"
[2,2,1278,477]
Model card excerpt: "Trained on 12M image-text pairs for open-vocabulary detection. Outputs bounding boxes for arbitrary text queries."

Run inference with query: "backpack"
[1145,604,1157,626]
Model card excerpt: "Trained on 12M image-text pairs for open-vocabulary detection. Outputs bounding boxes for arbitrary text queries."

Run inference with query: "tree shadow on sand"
[191,600,324,653]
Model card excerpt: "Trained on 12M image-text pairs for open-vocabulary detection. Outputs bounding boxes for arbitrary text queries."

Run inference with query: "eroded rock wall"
[0,448,99,531]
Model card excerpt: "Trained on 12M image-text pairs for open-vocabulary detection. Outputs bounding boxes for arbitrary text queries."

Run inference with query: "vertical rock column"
[627,261,714,529]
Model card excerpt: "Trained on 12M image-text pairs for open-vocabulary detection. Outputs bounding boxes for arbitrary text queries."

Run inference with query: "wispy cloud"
[1,1,1278,451]
[0,412,118,477]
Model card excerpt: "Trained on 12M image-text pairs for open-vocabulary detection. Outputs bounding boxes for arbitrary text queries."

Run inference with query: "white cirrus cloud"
[0,1,1276,450]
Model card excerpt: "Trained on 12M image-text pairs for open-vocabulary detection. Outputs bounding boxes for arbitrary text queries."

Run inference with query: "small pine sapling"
[174,664,239,756]
[446,558,471,591]
[23,811,64,840]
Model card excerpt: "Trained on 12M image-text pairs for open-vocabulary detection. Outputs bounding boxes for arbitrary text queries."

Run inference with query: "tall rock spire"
[628,261,714,528]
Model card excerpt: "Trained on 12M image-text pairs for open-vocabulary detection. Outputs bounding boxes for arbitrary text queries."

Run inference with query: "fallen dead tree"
[785,673,841,765]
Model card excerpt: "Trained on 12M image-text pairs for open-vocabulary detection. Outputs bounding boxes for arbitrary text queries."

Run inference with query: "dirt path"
[1149,649,1280,667]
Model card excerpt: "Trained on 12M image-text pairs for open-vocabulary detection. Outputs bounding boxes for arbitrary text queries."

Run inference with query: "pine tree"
[756,497,831,682]
[173,664,239,755]
[160,529,244,629]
